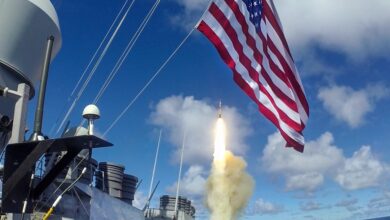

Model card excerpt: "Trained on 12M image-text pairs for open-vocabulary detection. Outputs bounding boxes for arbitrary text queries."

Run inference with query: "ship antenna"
[21,36,54,220]
[143,180,160,212]
[30,36,54,141]
[174,130,187,219]
[136,179,143,190]
[148,130,162,200]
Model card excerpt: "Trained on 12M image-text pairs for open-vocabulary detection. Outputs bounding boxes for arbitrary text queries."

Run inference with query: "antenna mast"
[174,130,186,217]
[148,129,162,201]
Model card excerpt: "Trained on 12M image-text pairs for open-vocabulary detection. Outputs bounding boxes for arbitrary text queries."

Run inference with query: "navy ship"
[0,0,196,219]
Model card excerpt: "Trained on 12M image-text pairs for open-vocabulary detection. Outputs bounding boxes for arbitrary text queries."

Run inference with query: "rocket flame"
[213,118,226,161]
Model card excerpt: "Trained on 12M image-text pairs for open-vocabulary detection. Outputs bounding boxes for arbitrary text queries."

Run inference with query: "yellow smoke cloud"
[206,118,254,220]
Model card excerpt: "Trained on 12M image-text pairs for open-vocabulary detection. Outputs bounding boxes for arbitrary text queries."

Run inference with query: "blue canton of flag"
[243,0,263,31]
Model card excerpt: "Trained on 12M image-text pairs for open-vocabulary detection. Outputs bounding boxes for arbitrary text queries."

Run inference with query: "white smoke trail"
[206,118,254,220]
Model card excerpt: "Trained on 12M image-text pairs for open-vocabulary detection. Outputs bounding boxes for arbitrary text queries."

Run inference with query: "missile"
[218,100,222,118]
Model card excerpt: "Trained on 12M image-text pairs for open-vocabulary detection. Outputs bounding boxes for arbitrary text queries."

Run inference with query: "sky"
[24,0,390,219]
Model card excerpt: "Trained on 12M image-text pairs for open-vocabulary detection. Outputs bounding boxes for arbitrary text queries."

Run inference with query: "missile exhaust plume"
[213,118,226,161]
[206,113,254,220]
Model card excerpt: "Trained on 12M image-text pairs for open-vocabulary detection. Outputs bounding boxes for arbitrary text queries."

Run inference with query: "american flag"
[197,0,309,152]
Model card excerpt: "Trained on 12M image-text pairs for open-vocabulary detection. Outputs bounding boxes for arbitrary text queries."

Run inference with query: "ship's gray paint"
[0,0,62,117]
[74,183,145,220]
[8,83,30,144]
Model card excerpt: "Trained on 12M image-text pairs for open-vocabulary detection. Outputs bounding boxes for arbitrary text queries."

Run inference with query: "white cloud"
[261,132,390,191]
[262,132,343,174]
[274,0,390,60]
[250,198,284,215]
[170,0,209,30]
[318,84,389,128]
[353,193,390,218]
[300,201,329,212]
[385,191,390,199]
[165,165,208,218]
[171,0,390,60]
[132,191,148,210]
[335,146,389,190]
[336,198,358,208]
[286,172,324,192]
[167,165,207,198]
[172,0,209,13]
[335,198,359,212]
[296,48,343,77]
[261,132,343,191]
[150,95,252,164]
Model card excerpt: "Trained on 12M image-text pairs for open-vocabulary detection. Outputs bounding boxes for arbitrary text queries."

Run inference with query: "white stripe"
[222,0,297,104]
[214,1,301,124]
[264,17,295,76]
[234,1,300,106]
[264,0,301,87]
[264,16,307,98]
[267,47,284,73]
[296,95,308,124]
[262,17,309,122]
[203,12,304,144]
[265,0,275,14]
[264,0,308,122]
[204,11,262,102]
[267,20,308,124]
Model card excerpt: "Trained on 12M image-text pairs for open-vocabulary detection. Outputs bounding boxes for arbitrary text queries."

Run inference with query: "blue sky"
[27,0,390,219]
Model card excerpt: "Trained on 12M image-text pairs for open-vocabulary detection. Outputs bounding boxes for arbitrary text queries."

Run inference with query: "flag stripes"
[197,0,309,152]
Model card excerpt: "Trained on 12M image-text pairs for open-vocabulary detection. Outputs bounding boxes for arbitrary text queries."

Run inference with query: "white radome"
[82,104,100,119]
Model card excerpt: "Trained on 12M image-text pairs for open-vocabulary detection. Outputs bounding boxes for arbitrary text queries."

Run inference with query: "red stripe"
[225,0,262,64]
[259,101,304,152]
[262,3,310,116]
[198,4,307,152]
[267,37,310,123]
[209,4,301,129]
[198,21,236,71]
[209,3,259,81]
[235,74,304,152]
[224,0,299,113]
[198,20,261,110]
[263,0,293,59]
[258,84,302,131]
[264,29,309,117]
[256,20,302,115]
[257,28,305,130]
[234,65,303,151]
[198,20,303,151]
[258,21,308,131]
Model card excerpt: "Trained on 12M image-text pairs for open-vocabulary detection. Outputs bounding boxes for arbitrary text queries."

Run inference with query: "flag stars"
[244,0,263,31]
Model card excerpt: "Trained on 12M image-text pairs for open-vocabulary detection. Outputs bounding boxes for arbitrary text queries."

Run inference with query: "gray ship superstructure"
[0,0,196,219]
